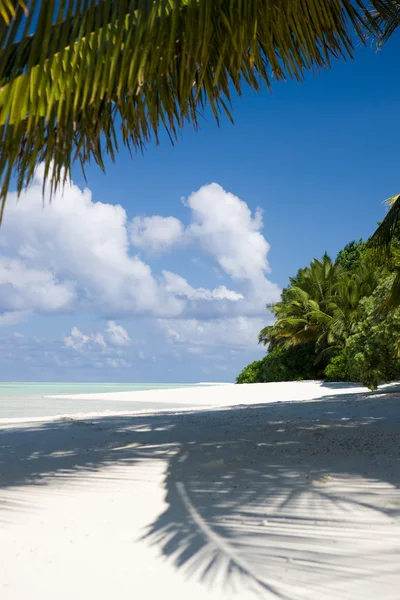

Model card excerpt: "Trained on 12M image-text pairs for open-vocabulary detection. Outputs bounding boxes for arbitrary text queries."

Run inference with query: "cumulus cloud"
[187,184,281,308]
[105,321,131,347]
[0,328,135,378]
[187,184,268,282]
[61,322,133,371]
[106,357,130,368]
[1,168,180,319]
[130,215,184,253]
[158,315,270,349]
[0,310,32,328]
[64,321,132,352]
[0,259,74,313]
[0,169,280,329]
[162,271,243,301]
[128,183,281,312]
[64,326,107,351]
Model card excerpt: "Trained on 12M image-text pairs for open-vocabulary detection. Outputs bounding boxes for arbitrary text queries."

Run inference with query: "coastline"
[1,381,400,599]
[0,380,376,426]
[43,379,372,406]
[0,382,229,425]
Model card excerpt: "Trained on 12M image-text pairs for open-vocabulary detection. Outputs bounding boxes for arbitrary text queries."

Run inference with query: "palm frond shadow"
[141,392,400,598]
[142,448,289,599]
[1,388,400,598]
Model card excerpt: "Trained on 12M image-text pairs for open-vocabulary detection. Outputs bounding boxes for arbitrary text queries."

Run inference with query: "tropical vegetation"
[237,217,400,390]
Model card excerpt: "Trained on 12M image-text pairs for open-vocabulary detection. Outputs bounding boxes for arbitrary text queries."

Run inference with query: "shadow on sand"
[1,384,400,598]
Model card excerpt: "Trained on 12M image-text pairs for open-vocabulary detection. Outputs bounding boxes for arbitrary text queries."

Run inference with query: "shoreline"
[1,379,398,426]
[1,381,400,599]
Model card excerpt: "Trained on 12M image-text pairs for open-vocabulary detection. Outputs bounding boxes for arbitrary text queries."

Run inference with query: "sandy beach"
[1,381,400,599]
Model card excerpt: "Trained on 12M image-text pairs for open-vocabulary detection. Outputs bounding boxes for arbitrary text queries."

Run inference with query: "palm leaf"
[367,194,400,310]
[368,194,400,255]
[382,268,400,311]
[0,0,26,24]
[0,0,395,218]
[314,344,341,364]
[373,0,400,42]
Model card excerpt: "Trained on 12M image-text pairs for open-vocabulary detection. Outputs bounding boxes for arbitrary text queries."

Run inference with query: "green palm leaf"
[368,194,400,254]
[383,268,400,310]
[0,0,395,218]
[373,0,400,42]
[368,194,400,308]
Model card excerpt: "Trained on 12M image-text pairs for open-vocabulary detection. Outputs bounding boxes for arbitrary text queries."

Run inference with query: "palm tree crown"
[259,254,379,362]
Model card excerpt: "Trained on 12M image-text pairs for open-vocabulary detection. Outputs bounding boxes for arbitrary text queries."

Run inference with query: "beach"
[1,380,400,599]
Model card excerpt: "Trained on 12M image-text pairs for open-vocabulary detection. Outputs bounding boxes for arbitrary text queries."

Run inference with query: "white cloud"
[105,321,132,347]
[1,170,180,319]
[63,321,132,367]
[162,271,243,301]
[128,183,281,313]
[129,183,274,288]
[1,170,280,330]
[187,183,268,281]
[158,316,269,349]
[130,215,184,253]
[187,346,203,355]
[0,310,32,328]
[64,326,107,352]
[106,357,130,368]
[59,322,134,371]
[0,259,74,313]
[186,184,280,308]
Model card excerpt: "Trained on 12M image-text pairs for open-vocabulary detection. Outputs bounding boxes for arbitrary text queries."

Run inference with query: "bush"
[345,277,400,390]
[236,360,264,384]
[335,239,365,272]
[324,351,350,382]
[236,343,321,384]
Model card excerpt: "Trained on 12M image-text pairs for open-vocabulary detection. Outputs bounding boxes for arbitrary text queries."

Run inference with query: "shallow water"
[0,382,197,420]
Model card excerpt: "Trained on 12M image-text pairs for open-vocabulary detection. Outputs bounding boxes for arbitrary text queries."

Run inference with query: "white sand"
[1,380,400,599]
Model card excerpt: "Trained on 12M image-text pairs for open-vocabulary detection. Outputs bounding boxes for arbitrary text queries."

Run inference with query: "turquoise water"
[0,382,198,421]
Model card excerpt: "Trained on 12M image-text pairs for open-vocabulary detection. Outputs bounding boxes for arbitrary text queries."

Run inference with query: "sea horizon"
[0,381,211,421]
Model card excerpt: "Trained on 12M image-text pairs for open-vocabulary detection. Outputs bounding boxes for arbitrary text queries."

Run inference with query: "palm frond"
[373,0,400,43]
[368,193,400,254]
[0,0,26,24]
[258,324,275,346]
[314,344,340,364]
[0,0,395,218]
[382,268,400,311]
[291,325,320,345]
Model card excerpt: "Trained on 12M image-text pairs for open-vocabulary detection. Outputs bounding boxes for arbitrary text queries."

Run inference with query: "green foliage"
[345,277,400,390]
[236,343,320,384]
[240,236,399,387]
[259,254,340,351]
[324,351,350,382]
[367,194,400,307]
[259,254,379,361]
[236,360,265,384]
[335,240,366,272]
[0,0,396,218]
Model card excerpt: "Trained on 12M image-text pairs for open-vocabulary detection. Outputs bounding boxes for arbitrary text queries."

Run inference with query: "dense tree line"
[237,235,400,390]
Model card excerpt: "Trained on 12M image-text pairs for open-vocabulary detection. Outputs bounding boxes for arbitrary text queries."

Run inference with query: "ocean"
[0,382,199,421]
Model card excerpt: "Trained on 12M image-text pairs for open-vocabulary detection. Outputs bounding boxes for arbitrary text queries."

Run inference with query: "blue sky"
[1,34,400,383]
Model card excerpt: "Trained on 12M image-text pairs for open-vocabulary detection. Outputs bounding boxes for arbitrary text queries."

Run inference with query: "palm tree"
[259,256,379,362]
[368,194,400,308]
[328,263,379,345]
[0,0,396,220]
[259,254,340,351]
